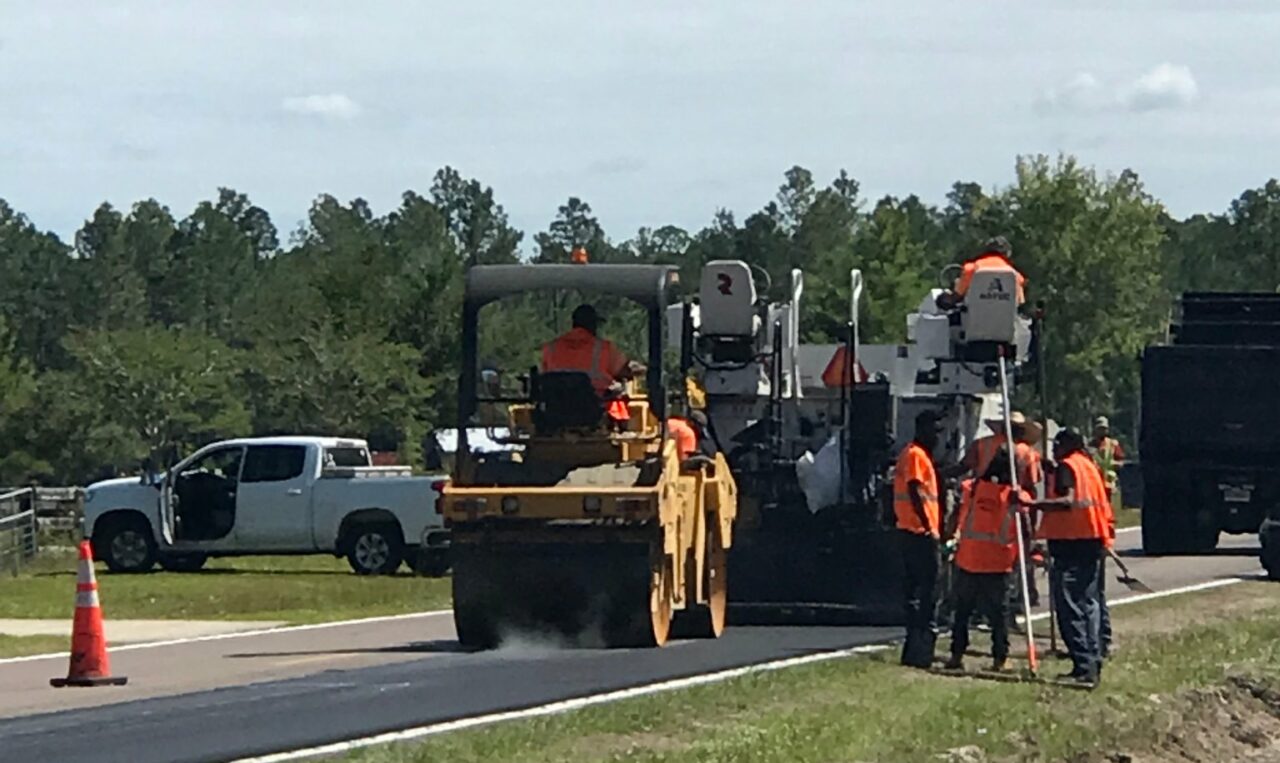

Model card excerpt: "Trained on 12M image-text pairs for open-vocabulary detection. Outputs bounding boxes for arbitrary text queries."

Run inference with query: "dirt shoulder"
[341,579,1280,763]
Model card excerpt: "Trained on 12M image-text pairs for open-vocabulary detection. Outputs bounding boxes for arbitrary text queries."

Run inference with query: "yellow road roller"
[443,263,737,649]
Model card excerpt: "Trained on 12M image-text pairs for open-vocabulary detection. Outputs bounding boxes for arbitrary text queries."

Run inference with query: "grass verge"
[341,581,1280,763]
[0,552,451,632]
[1115,506,1141,529]
[0,634,72,658]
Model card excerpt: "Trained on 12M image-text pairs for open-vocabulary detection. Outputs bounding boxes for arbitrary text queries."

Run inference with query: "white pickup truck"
[83,436,450,575]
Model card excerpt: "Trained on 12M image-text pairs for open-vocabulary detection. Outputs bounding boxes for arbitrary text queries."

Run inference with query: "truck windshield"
[324,447,371,467]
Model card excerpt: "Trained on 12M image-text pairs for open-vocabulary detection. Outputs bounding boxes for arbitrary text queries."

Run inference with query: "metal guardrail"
[0,488,40,575]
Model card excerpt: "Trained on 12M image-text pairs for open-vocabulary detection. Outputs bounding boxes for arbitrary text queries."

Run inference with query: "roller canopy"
[465,264,680,309]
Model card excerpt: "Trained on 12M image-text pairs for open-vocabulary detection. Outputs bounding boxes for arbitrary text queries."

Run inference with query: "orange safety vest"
[540,327,626,394]
[1037,451,1109,542]
[972,435,1042,490]
[955,254,1027,304]
[893,442,940,535]
[955,480,1021,574]
[667,417,698,460]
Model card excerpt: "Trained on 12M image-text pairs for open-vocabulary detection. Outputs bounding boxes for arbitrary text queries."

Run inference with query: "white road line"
[0,610,452,666]
[1115,526,1141,535]
[231,575,1251,763]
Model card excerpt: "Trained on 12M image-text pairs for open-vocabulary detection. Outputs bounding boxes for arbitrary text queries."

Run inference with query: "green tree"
[74,203,148,330]
[848,195,943,343]
[534,197,610,263]
[0,200,76,369]
[1225,179,1280,290]
[59,327,250,470]
[245,327,433,447]
[1001,155,1169,432]
[431,167,522,265]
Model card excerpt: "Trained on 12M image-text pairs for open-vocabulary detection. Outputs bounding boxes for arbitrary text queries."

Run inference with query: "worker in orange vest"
[893,410,943,669]
[937,236,1027,310]
[1021,427,1111,685]
[942,411,1044,609]
[945,411,1043,494]
[945,448,1029,672]
[666,411,713,463]
[541,304,642,425]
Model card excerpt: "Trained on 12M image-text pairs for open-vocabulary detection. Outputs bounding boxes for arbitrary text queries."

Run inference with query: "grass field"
[0,552,452,631]
[341,582,1280,763]
[0,634,72,658]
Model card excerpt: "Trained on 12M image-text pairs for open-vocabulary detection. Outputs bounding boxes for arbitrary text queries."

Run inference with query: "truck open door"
[159,474,176,546]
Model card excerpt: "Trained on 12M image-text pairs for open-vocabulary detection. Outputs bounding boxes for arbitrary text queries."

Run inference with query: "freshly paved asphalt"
[0,530,1264,763]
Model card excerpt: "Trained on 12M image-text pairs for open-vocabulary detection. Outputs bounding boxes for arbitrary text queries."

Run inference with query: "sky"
[2,1,1279,249]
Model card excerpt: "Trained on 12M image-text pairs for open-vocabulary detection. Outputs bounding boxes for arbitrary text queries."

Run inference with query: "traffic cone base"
[51,541,127,689]
[51,676,128,688]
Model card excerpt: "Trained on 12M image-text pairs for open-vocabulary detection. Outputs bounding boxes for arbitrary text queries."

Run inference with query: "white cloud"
[280,93,362,120]
[1121,63,1199,112]
[1035,72,1107,114]
[1036,64,1199,115]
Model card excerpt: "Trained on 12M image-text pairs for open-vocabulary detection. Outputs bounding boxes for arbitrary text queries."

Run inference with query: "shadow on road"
[1119,548,1260,559]
[226,639,470,658]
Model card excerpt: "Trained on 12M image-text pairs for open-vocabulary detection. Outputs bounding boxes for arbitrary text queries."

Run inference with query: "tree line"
[0,155,1275,485]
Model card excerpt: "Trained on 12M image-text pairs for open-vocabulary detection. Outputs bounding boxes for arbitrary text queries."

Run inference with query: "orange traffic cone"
[51,541,127,687]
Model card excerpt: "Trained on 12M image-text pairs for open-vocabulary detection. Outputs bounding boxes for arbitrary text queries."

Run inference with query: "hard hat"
[981,236,1012,257]
[1094,415,1110,429]
[571,304,602,329]
[571,247,589,264]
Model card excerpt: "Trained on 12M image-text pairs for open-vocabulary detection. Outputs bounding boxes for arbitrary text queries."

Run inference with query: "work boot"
[991,657,1011,673]
[944,654,964,671]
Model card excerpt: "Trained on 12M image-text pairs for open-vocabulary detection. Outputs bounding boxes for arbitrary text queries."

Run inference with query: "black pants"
[899,530,939,668]
[951,569,1011,661]
[1049,539,1103,678]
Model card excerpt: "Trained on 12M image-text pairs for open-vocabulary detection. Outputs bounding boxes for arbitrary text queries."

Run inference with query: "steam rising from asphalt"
[489,592,612,654]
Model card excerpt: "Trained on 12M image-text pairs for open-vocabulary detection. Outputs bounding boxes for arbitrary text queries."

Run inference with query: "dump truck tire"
[1262,539,1280,582]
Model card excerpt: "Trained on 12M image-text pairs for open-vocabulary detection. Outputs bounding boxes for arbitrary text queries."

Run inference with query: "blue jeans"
[1049,539,1103,678]
[1099,554,1111,658]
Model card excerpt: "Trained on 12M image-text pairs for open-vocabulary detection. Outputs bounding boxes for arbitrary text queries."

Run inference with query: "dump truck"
[1141,292,1280,558]
[442,264,738,649]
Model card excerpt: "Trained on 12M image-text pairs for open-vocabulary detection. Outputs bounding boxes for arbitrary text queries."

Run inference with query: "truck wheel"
[1264,553,1280,581]
[346,524,404,575]
[94,516,157,573]
[1262,534,1280,581]
[159,554,209,572]
[410,549,451,577]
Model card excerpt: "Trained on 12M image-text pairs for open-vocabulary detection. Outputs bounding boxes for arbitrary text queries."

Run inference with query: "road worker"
[541,304,643,424]
[1089,415,1126,503]
[936,236,1027,310]
[1088,416,1124,658]
[945,448,1028,673]
[1021,427,1110,685]
[944,411,1043,492]
[894,410,943,669]
[666,411,714,463]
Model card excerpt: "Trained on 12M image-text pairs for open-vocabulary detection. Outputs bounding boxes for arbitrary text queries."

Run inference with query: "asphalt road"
[0,530,1264,763]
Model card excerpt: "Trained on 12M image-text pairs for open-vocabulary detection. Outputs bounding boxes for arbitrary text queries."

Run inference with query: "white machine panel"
[699,261,757,337]
[962,268,1019,343]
